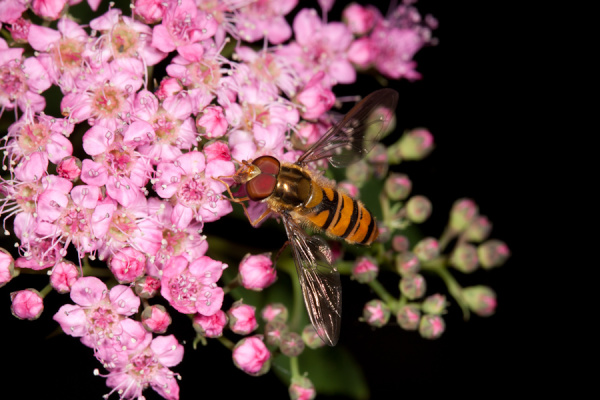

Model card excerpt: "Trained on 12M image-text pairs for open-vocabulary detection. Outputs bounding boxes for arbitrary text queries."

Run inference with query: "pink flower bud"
[280,331,304,357]
[264,320,288,346]
[397,128,434,161]
[352,257,378,283]
[464,215,493,242]
[141,304,172,333]
[296,73,335,120]
[392,235,410,252]
[11,289,44,320]
[301,325,325,349]
[406,195,432,223]
[203,141,232,162]
[361,299,391,327]
[345,160,369,186]
[419,314,446,339]
[134,276,161,299]
[7,18,32,43]
[449,243,479,273]
[462,286,497,317]
[155,77,182,100]
[193,310,228,338]
[478,240,510,269]
[422,294,447,315]
[384,173,412,200]
[228,301,258,335]
[449,198,479,232]
[347,37,376,68]
[261,303,288,323]
[197,106,228,139]
[0,248,17,288]
[396,304,421,331]
[232,336,271,376]
[50,261,79,293]
[342,3,380,35]
[395,252,420,276]
[56,156,82,181]
[289,375,316,400]
[413,237,439,262]
[399,273,427,300]
[31,0,68,20]
[238,253,277,291]
[338,181,359,198]
[109,247,146,284]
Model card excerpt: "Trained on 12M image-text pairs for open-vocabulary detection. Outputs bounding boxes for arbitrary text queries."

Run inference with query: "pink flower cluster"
[0,1,436,399]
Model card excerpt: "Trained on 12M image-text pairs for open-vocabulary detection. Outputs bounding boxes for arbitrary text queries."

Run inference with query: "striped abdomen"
[301,186,378,245]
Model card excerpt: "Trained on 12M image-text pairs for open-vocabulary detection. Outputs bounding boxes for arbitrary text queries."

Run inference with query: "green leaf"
[274,346,370,399]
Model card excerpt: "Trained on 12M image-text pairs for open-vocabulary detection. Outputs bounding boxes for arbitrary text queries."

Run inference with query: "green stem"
[422,258,470,320]
[438,225,458,253]
[223,275,240,294]
[217,335,235,350]
[290,356,300,379]
[38,283,52,298]
[367,278,399,312]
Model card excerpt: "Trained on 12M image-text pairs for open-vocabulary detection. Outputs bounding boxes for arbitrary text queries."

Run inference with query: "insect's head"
[240,156,281,201]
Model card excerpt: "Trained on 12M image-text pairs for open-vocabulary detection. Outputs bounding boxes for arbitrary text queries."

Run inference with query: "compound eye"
[247,174,277,201]
[252,156,280,175]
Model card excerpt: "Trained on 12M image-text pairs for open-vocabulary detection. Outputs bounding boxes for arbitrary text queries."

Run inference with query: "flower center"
[169,271,200,308]
[111,23,140,58]
[17,122,50,154]
[92,85,124,118]
[54,38,85,70]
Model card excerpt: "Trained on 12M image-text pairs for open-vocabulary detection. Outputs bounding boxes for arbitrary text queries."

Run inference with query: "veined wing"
[297,88,399,168]
[282,213,342,346]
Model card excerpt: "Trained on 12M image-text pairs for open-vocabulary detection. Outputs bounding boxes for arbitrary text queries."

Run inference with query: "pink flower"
[28,18,88,90]
[0,45,51,114]
[143,198,208,276]
[60,58,144,131]
[49,261,79,293]
[228,301,258,335]
[0,248,16,288]
[141,304,172,333]
[6,17,32,42]
[53,277,141,351]
[193,310,228,338]
[103,334,183,400]
[109,247,146,284]
[234,0,298,45]
[232,336,271,376]
[153,151,234,229]
[151,0,217,55]
[10,288,44,320]
[278,8,356,86]
[160,255,227,316]
[238,253,277,291]
[88,9,167,67]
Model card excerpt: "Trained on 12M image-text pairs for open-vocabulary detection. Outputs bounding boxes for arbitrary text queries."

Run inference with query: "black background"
[1,1,542,398]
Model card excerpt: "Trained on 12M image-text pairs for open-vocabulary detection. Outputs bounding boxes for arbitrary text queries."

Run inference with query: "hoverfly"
[219,88,399,346]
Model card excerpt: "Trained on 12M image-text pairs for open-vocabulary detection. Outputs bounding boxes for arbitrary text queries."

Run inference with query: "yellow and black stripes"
[304,187,378,245]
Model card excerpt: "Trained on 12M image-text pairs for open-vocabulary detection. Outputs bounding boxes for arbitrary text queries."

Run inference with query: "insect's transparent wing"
[297,88,399,168]
[282,214,342,346]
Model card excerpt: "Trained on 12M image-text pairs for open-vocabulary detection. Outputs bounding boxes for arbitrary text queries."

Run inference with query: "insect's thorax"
[270,164,314,209]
